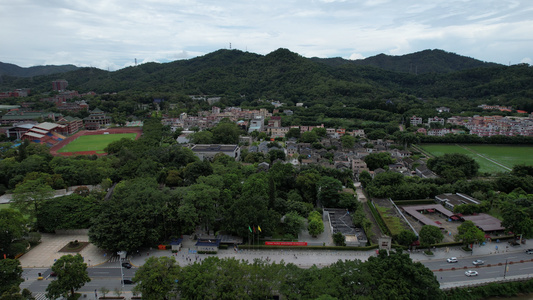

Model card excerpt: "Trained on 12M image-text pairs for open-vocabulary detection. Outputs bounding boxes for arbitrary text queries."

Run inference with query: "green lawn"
[420,144,533,174]
[376,205,405,237]
[57,133,136,153]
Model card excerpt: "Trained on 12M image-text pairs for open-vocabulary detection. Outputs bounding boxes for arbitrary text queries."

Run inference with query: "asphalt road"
[22,251,533,296]
[22,263,137,295]
[422,251,533,284]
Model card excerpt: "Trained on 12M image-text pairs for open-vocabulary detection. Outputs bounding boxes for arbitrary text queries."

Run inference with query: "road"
[22,250,533,296]
[21,263,137,295]
[421,251,533,284]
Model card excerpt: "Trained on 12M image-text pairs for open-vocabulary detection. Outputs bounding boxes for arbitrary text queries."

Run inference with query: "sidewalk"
[409,241,523,262]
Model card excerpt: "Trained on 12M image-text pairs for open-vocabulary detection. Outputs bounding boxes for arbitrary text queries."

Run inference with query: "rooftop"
[191,144,238,152]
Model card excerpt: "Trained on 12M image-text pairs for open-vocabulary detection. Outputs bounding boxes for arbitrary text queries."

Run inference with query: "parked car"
[472,259,484,265]
[525,249,533,254]
[465,270,478,277]
[447,257,458,263]
[122,279,134,284]
[122,262,132,269]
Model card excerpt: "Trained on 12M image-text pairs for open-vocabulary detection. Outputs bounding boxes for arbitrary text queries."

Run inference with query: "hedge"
[446,278,533,299]
[238,244,379,251]
[367,201,390,236]
[392,199,435,205]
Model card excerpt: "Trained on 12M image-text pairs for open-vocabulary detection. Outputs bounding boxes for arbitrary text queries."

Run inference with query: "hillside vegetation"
[1,48,532,111]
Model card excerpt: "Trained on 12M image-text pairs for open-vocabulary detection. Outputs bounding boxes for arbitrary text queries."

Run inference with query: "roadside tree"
[395,230,418,248]
[133,256,180,300]
[455,220,485,249]
[501,198,533,240]
[418,225,444,252]
[46,254,90,299]
[307,211,324,237]
[0,259,24,295]
[0,209,28,258]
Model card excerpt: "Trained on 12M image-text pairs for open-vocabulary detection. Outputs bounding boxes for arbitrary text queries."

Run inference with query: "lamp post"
[118,252,124,287]
[504,259,508,279]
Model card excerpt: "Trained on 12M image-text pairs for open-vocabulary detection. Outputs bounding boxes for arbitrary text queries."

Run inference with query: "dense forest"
[0,62,79,78]
[1,48,532,112]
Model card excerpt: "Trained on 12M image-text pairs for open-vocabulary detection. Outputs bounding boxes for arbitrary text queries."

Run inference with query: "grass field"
[420,144,533,174]
[57,133,137,153]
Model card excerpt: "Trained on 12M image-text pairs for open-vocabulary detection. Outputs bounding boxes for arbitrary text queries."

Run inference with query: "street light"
[504,259,508,279]
[117,252,124,287]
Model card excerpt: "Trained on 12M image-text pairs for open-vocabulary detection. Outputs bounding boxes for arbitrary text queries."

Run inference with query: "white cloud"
[0,0,531,70]
[521,57,532,65]
[348,53,365,60]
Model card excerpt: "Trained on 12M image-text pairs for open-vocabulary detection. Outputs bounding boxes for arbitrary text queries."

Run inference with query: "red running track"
[49,127,142,157]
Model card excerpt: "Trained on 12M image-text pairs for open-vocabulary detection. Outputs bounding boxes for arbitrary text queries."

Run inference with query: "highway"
[421,251,533,285]
[21,250,533,296]
[21,263,137,295]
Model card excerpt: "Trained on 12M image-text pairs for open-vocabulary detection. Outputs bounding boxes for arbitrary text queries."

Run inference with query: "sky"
[1,0,532,71]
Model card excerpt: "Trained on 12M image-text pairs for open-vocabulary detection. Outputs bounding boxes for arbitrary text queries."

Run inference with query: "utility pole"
[504,259,508,279]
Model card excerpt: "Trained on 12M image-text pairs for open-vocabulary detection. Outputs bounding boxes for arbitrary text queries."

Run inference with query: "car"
[525,249,533,254]
[465,270,479,277]
[121,262,132,269]
[50,271,57,277]
[447,257,458,263]
[122,279,134,284]
[472,259,484,265]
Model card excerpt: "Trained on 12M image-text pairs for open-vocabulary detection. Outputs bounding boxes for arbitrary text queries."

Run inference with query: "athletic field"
[56,133,137,153]
[419,144,533,174]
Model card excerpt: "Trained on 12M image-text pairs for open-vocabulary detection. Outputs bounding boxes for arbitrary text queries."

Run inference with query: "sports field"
[57,133,137,153]
[420,144,533,174]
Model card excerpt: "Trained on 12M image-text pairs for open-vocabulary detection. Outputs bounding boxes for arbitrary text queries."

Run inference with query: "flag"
[248,226,252,233]
[253,226,256,233]
[258,226,262,232]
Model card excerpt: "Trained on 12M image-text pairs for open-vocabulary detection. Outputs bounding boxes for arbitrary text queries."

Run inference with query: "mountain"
[0,62,79,78]
[311,49,502,74]
[0,48,531,107]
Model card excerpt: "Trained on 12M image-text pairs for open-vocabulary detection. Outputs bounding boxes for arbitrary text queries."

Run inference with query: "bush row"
[392,199,435,205]
[446,278,533,299]
[238,244,379,251]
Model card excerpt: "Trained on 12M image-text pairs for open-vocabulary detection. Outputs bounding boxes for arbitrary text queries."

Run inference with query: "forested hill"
[0,62,79,78]
[311,49,502,74]
[1,48,532,107]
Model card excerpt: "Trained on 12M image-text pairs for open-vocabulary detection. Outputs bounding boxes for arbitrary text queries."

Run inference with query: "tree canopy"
[46,254,90,299]
[132,256,181,300]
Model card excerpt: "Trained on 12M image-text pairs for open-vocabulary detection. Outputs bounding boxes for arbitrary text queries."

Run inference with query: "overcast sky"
[1,0,532,71]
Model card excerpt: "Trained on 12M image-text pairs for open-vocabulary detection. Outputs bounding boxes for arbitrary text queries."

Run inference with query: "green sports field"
[57,133,137,153]
[420,144,533,174]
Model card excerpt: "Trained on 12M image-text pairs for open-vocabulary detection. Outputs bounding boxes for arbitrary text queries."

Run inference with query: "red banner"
[264,242,307,246]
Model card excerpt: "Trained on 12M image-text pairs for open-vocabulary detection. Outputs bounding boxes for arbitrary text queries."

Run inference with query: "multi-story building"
[190,144,241,161]
[83,108,112,130]
[410,115,423,126]
[248,116,264,133]
[427,116,445,126]
[56,116,84,135]
[52,79,68,91]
